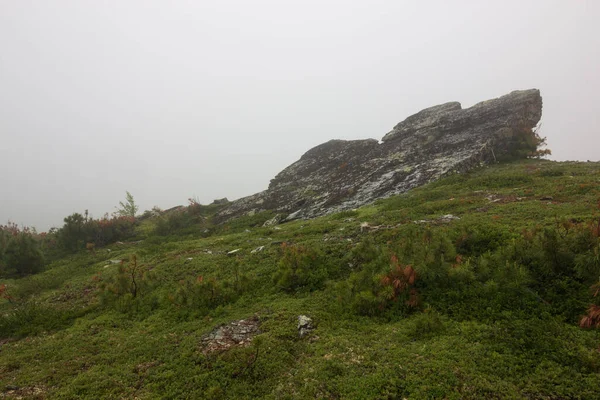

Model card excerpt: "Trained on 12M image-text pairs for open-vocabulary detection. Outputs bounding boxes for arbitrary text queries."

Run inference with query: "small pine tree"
[116,191,138,218]
[497,124,551,161]
[4,232,44,276]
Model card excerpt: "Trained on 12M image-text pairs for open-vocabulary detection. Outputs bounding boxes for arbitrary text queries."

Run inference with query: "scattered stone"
[251,246,265,254]
[263,214,282,227]
[3,385,46,398]
[298,315,314,338]
[227,249,242,255]
[185,257,194,263]
[109,259,123,264]
[201,316,261,354]
[439,214,460,222]
[284,210,303,222]
[414,214,461,224]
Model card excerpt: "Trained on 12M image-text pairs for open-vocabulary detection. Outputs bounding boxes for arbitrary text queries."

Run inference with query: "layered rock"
[217,89,542,221]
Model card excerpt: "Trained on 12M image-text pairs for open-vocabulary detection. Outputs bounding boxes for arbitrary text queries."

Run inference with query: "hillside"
[1,159,600,399]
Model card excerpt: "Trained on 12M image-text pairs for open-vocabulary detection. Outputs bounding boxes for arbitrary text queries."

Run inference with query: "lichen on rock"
[217,89,543,222]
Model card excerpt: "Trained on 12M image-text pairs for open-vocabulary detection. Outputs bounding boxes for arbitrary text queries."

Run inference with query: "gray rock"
[262,214,282,227]
[211,198,230,205]
[298,315,314,338]
[217,90,543,222]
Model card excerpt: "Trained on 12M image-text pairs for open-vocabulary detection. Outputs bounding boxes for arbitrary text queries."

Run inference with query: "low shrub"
[272,243,331,292]
[0,301,80,338]
[2,232,45,277]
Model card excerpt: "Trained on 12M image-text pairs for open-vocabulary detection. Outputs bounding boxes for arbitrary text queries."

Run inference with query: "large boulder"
[218,89,542,221]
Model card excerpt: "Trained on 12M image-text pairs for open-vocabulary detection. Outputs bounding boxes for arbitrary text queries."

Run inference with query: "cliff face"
[218,89,543,221]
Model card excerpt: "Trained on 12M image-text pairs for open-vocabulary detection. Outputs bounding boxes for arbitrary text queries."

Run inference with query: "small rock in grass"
[298,315,314,338]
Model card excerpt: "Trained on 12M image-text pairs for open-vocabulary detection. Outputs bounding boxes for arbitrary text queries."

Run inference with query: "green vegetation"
[116,191,139,218]
[1,230,44,277]
[1,160,600,399]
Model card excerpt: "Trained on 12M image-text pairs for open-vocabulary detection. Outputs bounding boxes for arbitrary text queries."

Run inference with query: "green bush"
[272,243,330,292]
[57,212,136,252]
[408,311,446,339]
[152,201,218,236]
[154,211,190,236]
[168,276,237,316]
[99,255,158,314]
[496,125,551,161]
[3,232,44,276]
[0,301,79,338]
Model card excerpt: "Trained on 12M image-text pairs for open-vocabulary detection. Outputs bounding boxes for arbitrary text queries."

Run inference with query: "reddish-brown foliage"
[580,305,600,329]
[381,255,419,308]
[580,281,600,329]
[0,283,15,302]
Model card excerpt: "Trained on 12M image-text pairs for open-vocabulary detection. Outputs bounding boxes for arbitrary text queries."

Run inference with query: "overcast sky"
[1,1,598,231]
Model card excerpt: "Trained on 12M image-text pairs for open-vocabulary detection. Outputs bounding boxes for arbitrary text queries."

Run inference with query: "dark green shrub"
[335,238,422,316]
[99,255,158,314]
[57,212,136,251]
[3,232,44,276]
[272,243,329,292]
[153,203,214,236]
[154,211,189,236]
[58,212,86,252]
[496,125,551,161]
[455,223,513,257]
[0,301,79,338]
[408,311,446,339]
[168,276,237,315]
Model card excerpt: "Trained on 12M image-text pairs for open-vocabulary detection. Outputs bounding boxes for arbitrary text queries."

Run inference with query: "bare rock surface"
[201,316,261,354]
[217,89,542,222]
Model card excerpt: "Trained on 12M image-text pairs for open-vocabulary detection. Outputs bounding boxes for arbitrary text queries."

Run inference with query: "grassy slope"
[1,160,600,399]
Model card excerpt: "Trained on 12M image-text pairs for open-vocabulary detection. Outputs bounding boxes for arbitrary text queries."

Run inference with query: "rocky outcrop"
[218,89,542,222]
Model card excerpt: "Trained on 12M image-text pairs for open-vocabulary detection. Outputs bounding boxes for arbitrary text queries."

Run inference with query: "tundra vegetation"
[1,160,600,399]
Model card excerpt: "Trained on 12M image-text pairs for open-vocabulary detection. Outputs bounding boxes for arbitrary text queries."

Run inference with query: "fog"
[1,0,598,231]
